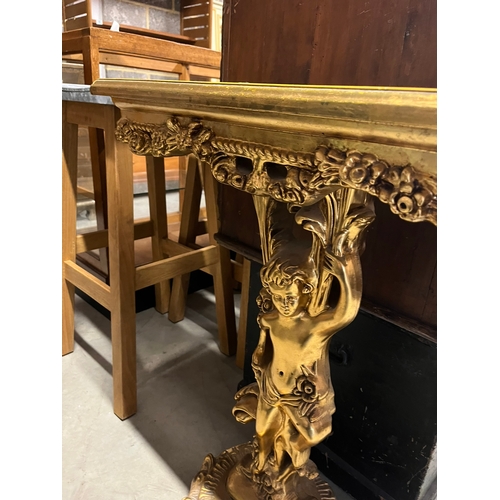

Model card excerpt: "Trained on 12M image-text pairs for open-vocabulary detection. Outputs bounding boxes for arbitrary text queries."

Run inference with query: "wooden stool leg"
[87,126,109,276]
[146,156,170,314]
[169,154,203,323]
[202,161,237,356]
[106,108,137,420]
[178,155,188,221]
[81,35,110,277]
[236,257,252,369]
[62,106,78,356]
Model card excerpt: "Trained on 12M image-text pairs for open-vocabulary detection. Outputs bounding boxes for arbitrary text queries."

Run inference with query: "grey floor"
[63,194,355,500]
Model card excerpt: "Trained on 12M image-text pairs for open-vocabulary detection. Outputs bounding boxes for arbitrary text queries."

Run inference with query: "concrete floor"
[62,288,355,500]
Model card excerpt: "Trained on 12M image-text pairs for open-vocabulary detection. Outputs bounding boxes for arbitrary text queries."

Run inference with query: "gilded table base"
[91,80,437,500]
[184,442,335,500]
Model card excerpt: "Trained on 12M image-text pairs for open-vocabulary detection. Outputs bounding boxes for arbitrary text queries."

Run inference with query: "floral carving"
[211,153,249,191]
[115,118,152,155]
[184,441,336,500]
[253,469,279,500]
[114,117,436,225]
[115,117,213,157]
[256,289,274,314]
[311,146,437,224]
[293,374,318,404]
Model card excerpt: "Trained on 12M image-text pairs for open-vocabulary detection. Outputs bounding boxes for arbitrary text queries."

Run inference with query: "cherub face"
[268,282,303,317]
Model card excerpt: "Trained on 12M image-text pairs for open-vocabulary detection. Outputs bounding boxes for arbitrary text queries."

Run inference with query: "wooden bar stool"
[170,154,252,370]
[62,84,237,420]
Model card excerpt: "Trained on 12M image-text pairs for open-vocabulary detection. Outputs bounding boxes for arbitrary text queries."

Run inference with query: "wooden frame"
[62,27,221,82]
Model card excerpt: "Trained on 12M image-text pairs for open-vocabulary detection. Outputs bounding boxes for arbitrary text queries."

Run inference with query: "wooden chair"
[63,85,237,419]
[62,0,221,82]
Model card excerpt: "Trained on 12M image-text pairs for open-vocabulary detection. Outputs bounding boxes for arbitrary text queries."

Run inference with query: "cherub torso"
[260,311,334,396]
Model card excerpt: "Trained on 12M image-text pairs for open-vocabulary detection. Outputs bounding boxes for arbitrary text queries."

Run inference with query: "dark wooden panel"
[222,0,436,87]
[312,1,407,85]
[361,200,437,329]
[314,310,437,500]
[218,187,260,253]
[219,0,437,332]
[308,0,435,88]
[222,0,320,83]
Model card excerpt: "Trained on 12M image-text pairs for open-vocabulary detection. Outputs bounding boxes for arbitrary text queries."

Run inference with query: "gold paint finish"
[114,116,436,224]
[91,80,437,499]
[228,189,374,499]
[91,80,436,151]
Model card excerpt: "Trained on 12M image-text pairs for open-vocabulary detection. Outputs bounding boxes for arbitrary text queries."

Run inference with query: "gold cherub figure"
[231,190,374,496]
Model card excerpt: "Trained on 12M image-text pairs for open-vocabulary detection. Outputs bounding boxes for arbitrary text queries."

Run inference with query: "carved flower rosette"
[312,146,437,224]
[293,375,318,404]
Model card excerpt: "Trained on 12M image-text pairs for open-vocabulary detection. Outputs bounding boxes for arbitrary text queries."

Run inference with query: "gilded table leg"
[186,188,374,500]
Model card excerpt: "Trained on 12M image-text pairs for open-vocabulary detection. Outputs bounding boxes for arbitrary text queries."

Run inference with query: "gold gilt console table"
[91,80,437,500]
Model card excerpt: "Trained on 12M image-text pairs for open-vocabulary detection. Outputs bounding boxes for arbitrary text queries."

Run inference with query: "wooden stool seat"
[62,84,237,420]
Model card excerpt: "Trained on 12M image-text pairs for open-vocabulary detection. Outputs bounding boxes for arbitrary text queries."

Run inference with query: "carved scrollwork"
[211,138,316,204]
[183,448,239,500]
[211,152,249,191]
[208,139,436,223]
[184,443,336,500]
[115,116,436,225]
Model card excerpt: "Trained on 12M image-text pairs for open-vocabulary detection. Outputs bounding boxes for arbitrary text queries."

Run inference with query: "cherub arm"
[251,316,272,374]
[313,249,363,335]
[252,328,267,368]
